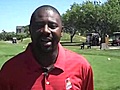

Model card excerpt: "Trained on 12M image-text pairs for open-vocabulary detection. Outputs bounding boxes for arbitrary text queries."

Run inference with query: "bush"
[0,32,28,41]
[15,33,27,40]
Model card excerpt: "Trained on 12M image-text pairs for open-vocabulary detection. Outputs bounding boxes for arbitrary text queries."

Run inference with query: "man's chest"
[30,70,82,90]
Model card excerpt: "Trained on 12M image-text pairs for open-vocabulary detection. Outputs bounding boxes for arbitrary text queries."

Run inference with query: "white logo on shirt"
[65,78,72,90]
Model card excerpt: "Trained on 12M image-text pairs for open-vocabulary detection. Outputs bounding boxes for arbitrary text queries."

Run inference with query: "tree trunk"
[70,35,73,43]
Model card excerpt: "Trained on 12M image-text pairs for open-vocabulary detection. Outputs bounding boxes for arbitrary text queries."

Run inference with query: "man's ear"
[28,25,31,34]
[61,26,64,37]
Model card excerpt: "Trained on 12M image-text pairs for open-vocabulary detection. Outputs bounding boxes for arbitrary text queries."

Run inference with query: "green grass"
[0,39,30,68]
[0,36,120,90]
[61,33,86,42]
[64,46,120,90]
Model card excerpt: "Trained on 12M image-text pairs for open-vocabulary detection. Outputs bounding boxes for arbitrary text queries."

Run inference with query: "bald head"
[30,5,62,26]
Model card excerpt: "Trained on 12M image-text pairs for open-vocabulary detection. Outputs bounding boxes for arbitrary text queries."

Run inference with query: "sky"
[0,0,107,32]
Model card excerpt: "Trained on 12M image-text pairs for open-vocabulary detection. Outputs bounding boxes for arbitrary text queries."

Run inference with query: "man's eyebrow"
[34,21,44,23]
[34,20,57,24]
[34,21,45,25]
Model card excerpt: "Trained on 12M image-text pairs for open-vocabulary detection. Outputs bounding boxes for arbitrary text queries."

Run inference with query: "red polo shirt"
[0,43,94,90]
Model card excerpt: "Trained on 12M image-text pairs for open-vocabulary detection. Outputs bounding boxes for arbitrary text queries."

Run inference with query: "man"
[0,5,94,90]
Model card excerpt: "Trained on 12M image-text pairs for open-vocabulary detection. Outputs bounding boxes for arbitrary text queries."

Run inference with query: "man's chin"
[42,46,53,52]
[38,44,53,53]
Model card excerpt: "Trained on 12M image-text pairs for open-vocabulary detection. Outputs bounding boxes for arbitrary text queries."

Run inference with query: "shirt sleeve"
[82,66,94,90]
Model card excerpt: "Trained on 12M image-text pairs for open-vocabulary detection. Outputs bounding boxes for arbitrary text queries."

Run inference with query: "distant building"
[16,26,25,34]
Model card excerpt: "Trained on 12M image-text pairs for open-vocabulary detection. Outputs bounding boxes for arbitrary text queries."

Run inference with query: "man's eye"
[48,23,58,29]
[34,23,45,29]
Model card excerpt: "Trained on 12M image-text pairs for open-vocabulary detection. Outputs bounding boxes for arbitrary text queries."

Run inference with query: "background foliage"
[0,0,120,43]
[62,0,120,42]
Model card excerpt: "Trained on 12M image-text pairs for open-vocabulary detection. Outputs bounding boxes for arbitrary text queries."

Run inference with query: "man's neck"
[33,47,58,67]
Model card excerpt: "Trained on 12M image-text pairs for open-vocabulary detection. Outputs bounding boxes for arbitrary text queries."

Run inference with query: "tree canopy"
[62,0,120,42]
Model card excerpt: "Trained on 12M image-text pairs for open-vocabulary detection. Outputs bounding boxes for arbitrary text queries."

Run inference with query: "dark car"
[12,37,17,44]
[86,33,100,46]
[112,39,120,46]
[111,32,120,46]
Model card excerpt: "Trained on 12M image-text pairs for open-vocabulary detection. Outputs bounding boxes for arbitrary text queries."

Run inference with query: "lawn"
[0,37,120,90]
[64,46,120,90]
[0,38,30,68]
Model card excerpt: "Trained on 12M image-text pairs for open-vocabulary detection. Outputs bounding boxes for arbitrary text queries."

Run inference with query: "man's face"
[30,9,62,53]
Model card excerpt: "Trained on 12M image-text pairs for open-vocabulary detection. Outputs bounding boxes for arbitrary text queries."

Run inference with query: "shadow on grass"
[60,41,82,46]
[0,54,16,57]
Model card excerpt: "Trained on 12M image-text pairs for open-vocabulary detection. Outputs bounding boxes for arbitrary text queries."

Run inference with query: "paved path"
[109,46,120,49]
[92,46,120,50]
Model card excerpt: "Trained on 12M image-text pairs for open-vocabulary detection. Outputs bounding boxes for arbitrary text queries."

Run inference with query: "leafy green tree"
[0,30,16,41]
[62,0,120,42]
[105,0,120,33]
[62,3,83,42]
[24,25,30,37]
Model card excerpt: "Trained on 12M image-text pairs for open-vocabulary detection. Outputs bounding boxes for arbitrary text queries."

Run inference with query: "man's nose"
[43,24,51,34]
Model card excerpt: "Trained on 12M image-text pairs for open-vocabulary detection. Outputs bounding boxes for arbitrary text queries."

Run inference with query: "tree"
[0,30,16,41]
[62,0,120,43]
[105,0,120,33]
[24,25,30,37]
[62,3,83,42]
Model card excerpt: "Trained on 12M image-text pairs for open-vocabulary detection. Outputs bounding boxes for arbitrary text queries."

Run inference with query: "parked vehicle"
[86,33,100,46]
[111,32,120,46]
[12,37,17,44]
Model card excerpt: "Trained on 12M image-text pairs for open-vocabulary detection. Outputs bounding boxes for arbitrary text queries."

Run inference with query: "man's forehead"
[35,8,59,18]
[33,9,61,23]
[30,7,62,25]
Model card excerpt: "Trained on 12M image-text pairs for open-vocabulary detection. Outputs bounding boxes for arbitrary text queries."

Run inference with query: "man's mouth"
[41,38,51,42]
[40,38,52,46]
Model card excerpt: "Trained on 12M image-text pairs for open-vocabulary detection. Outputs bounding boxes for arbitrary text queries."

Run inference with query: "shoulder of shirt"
[0,51,26,71]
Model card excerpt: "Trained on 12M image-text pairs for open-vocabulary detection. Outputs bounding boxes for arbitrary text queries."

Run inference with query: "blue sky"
[0,0,107,32]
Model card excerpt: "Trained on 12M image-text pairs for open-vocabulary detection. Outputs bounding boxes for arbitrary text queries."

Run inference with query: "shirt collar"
[24,43,66,73]
[54,43,66,71]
